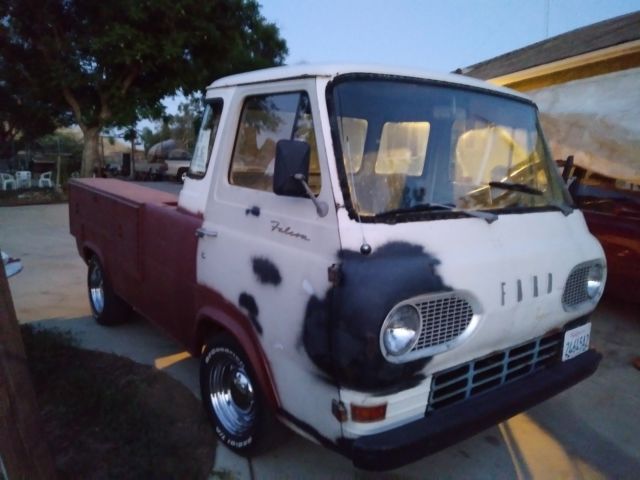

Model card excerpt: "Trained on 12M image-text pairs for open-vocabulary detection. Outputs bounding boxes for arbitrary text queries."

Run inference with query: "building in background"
[461,11,640,185]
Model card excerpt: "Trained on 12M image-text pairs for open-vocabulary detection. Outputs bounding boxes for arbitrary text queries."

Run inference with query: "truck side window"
[189,100,223,177]
[229,92,321,194]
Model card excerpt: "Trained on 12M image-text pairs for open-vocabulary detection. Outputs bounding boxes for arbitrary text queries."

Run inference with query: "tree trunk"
[0,263,57,479]
[129,127,137,180]
[81,127,102,177]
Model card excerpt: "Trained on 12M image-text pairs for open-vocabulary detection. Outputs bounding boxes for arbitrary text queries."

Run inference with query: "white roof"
[208,63,531,101]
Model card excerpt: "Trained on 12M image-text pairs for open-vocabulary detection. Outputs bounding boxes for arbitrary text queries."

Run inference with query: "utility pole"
[55,135,62,188]
[0,262,57,479]
[544,0,550,39]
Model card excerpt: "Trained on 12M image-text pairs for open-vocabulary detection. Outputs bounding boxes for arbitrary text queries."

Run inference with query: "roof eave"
[487,39,640,87]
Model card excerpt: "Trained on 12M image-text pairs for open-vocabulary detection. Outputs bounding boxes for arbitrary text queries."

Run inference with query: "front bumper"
[349,349,601,471]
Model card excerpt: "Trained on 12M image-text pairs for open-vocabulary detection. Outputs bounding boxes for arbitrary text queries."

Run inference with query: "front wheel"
[87,257,131,325]
[200,334,275,454]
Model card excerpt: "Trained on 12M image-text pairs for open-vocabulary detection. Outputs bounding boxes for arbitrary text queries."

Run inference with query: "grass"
[21,325,216,479]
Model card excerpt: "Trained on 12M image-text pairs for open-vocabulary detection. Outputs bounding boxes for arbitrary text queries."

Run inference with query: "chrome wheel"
[209,351,256,438]
[88,261,105,314]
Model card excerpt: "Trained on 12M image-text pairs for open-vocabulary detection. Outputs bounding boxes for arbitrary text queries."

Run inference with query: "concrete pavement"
[1,200,639,479]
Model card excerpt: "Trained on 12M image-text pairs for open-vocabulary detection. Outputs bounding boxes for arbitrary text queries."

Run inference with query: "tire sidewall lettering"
[205,346,243,367]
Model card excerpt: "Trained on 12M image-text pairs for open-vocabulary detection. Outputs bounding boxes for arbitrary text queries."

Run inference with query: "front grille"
[411,293,475,353]
[427,333,562,413]
[562,263,591,308]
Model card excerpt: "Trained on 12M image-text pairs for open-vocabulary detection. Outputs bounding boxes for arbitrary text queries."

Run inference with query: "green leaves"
[1,0,287,173]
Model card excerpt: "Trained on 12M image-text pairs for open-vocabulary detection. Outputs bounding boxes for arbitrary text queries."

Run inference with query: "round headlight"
[382,304,421,356]
[586,263,604,298]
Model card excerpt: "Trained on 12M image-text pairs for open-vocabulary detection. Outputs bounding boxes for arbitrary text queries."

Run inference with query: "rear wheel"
[176,168,188,183]
[200,334,277,454]
[87,257,131,325]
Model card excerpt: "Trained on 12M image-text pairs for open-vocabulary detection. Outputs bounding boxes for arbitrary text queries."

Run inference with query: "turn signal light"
[350,403,387,423]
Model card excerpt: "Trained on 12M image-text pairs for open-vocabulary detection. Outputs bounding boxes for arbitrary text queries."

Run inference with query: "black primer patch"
[252,257,282,286]
[245,206,260,217]
[303,242,450,391]
[239,292,262,335]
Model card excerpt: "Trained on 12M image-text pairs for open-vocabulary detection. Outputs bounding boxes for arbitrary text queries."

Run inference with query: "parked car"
[163,157,190,183]
[148,139,191,182]
[2,251,23,278]
[560,159,640,302]
[69,65,604,471]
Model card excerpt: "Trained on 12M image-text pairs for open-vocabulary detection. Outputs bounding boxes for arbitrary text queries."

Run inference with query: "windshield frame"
[326,73,573,223]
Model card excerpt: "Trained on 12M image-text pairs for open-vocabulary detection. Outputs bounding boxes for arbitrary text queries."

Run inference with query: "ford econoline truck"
[69,64,604,471]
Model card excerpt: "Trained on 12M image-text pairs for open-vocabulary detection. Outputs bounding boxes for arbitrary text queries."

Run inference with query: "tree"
[140,118,174,155]
[0,53,70,159]
[140,96,204,155]
[172,96,204,152]
[1,0,287,176]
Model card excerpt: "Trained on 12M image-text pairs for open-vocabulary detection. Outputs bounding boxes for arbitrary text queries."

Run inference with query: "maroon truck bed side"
[68,178,281,407]
[68,178,201,346]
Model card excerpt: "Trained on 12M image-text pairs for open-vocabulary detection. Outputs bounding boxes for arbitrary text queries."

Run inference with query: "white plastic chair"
[38,171,54,188]
[15,170,32,189]
[0,172,16,191]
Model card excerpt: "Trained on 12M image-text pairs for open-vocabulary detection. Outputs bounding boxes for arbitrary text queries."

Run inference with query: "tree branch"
[120,65,140,96]
[97,90,112,123]
[62,87,85,130]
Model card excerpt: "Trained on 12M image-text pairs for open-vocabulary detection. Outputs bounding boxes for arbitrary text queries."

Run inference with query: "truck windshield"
[329,77,571,220]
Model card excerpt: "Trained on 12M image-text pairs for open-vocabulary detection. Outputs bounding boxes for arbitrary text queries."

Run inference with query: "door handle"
[195,227,218,239]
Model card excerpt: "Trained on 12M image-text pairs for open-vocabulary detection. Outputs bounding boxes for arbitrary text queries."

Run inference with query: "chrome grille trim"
[427,333,562,413]
[382,291,479,364]
[414,294,475,350]
[562,260,601,310]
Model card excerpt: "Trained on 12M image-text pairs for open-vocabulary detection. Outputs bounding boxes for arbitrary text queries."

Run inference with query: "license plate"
[562,323,591,361]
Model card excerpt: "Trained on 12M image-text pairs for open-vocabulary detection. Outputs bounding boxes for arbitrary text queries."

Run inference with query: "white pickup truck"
[69,64,604,470]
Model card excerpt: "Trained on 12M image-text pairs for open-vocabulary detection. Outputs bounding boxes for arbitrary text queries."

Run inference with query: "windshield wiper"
[488,181,573,215]
[489,181,543,196]
[375,202,498,224]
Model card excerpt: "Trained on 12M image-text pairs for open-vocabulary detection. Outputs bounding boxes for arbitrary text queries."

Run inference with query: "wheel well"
[82,247,96,263]
[193,317,224,356]
[193,314,280,409]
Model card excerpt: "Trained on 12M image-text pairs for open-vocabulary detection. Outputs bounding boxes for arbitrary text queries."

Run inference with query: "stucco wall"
[528,67,640,183]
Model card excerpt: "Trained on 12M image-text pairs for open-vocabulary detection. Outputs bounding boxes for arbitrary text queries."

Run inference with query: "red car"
[563,161,640,302]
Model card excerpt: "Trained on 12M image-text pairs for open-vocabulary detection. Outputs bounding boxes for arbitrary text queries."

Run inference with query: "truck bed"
[69,178,202,346]
[70,178,178,205]
[69,179,178,281]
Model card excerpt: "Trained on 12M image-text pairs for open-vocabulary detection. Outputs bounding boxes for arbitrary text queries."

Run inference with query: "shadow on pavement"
[32,314,200,395]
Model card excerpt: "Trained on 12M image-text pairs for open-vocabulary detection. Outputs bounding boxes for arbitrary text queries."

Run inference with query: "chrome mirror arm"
[294,173,329,217]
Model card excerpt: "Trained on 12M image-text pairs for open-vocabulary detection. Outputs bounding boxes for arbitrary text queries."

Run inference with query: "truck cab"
[70,65,604,470]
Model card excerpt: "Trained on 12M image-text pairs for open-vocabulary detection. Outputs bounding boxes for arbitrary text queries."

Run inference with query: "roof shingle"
[462,11,640,80]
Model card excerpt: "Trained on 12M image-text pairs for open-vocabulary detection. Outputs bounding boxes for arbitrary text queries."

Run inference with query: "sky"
[259,0,640,72]
[158,0,639,119]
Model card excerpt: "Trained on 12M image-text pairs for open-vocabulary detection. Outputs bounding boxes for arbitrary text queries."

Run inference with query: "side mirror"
[273,139,310,197]
[273,139,329,217]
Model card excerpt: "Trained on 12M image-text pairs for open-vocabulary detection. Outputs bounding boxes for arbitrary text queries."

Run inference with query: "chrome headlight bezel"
[380,303,422,358]
[380,291,480,363]
[562,259,606,311]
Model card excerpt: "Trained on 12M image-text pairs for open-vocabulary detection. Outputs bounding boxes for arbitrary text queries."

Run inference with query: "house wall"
[527,67,640,183]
